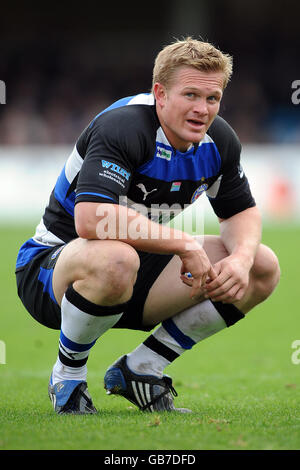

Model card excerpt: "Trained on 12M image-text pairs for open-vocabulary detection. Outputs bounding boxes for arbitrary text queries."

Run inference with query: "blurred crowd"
[0,1,299,146]
[0,45,298,146]
[0,37,154,146]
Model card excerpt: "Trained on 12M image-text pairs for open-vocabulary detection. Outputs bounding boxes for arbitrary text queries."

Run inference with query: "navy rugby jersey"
[16,93,255,270]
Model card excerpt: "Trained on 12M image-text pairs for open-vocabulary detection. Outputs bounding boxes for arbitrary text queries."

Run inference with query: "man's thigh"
[143,235,277,326]
[143,235,228,326]
[52,237,138,306]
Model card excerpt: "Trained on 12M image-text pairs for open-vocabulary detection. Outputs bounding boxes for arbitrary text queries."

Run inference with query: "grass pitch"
[0,223,300,450]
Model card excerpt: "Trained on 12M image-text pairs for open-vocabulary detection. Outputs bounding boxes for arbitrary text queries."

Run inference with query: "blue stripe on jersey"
[37,267,57,303]
[60,331,96,352]
[89,95,136,128]
[137,141,221,182]
[16,238,50,269]
[162,318,196,350]
[54,165,76,216]
[75,192,116,201]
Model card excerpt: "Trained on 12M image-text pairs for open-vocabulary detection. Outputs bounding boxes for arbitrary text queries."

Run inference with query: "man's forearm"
[75,202,196,256]
[219,206,262,269]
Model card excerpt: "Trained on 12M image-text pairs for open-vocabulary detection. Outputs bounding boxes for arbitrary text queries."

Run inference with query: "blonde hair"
[152,37,233,91]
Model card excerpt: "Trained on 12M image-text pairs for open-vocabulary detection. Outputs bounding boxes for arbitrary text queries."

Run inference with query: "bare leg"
[143,235,280,326]
[52,238,140,306]
[124,235,280,381]
[50,238,140,394]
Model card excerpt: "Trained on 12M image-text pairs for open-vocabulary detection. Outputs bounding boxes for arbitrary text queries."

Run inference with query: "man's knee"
[81,240,140,302]
[55,239,140,305]
[251,244,280,301]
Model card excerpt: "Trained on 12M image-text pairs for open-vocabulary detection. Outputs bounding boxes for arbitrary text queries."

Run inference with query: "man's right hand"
[178,240,217,299]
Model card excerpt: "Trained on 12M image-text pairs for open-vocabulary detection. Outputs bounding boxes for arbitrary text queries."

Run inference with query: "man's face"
[154,66,224,152]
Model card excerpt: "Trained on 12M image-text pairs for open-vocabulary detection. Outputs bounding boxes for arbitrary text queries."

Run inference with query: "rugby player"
[16,37,280,414]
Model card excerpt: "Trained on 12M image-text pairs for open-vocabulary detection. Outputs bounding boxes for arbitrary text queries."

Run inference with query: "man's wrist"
[175,235,203,257]
[230,249,255,270]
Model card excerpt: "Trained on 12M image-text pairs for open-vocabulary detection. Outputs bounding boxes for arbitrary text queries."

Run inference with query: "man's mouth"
[187,119,206,128]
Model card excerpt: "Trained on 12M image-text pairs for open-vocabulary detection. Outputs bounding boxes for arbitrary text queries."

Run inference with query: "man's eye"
[208,95,219,102]
[186,93,195,98]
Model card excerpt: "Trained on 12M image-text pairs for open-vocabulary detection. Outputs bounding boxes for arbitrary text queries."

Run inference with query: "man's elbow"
[75,224,93,239]
[75,219,94,239]
[74,203,97,239]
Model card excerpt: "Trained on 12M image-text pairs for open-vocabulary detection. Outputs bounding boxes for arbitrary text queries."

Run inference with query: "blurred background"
[1,2,299,449]
[0,0,299,223]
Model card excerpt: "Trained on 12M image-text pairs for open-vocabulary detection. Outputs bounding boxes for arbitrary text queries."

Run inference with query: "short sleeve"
[207,116,256,219]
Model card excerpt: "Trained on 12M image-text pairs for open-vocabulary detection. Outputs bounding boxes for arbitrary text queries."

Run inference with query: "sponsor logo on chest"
[156,146,172,161]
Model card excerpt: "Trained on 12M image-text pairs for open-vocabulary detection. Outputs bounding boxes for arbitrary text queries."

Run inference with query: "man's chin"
[187,131,206,144]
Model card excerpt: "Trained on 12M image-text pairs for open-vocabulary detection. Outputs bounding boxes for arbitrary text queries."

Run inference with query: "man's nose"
[193,98,208,115]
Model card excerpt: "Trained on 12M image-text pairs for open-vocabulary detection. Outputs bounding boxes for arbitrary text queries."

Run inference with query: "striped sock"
[127,300,244,377]
[52,284,126,384]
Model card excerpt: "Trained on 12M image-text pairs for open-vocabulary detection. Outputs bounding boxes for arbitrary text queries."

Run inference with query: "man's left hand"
[203,255,251,303]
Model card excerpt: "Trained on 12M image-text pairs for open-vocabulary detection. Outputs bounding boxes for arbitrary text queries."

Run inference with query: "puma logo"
[136,183,157,201]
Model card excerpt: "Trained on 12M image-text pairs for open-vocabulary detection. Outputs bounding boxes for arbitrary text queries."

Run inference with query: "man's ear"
[153,82,167,107]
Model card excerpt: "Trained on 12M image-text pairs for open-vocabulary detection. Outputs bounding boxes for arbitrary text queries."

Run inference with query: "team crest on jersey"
[191,184,208,203]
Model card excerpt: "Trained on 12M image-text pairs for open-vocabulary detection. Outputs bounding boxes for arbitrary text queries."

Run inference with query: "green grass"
[0,223,300,450]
